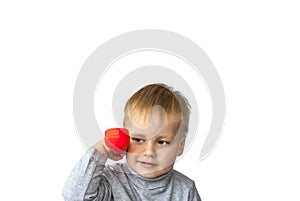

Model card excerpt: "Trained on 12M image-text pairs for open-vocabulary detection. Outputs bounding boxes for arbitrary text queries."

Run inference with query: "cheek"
[157,150,177,167]
[162,143,181,157]
[157,144,179,158]
[127,143,142,154]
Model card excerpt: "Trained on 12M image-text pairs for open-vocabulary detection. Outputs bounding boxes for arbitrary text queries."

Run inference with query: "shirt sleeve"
[62,147,113,201]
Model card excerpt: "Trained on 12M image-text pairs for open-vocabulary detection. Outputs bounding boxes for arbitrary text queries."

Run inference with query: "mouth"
[138,161,157,168]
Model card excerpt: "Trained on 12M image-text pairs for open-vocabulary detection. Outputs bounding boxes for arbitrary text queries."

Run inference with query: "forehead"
[125,108,179,138]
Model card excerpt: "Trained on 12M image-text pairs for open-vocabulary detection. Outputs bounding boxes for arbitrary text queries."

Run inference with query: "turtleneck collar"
[123,163,174,190]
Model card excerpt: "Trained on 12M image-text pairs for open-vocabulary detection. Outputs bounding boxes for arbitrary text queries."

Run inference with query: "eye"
[157,140,170,145]
[131,137,145,144]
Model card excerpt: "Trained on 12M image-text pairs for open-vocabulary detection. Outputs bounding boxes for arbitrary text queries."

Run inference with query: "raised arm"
[62,140,125,201]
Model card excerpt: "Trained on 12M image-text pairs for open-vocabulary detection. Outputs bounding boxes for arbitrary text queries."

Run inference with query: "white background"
[1,1,299,200]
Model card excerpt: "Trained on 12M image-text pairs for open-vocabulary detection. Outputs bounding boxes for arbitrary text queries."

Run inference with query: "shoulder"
[172,170,196,189]
[103,163,127,178]
[171,170,201,200]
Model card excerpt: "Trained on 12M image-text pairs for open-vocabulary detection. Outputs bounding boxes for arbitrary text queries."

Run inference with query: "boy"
[63,83,201,201]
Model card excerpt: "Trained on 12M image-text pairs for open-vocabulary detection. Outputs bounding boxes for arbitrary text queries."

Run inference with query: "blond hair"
[123,83,191,135]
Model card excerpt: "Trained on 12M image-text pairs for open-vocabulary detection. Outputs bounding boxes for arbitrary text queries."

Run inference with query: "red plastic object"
[105,128,130,154]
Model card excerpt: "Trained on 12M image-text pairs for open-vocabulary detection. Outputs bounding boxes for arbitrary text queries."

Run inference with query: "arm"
[62,141,125,201]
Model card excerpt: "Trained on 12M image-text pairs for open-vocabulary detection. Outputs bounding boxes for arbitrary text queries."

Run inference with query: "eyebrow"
[130,133,174,140]
[130,133,147,138]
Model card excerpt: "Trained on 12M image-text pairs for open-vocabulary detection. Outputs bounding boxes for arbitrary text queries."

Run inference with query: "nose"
[143,142,156,157]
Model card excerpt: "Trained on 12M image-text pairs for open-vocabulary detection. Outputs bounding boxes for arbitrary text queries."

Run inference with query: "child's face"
[125,109,185,179]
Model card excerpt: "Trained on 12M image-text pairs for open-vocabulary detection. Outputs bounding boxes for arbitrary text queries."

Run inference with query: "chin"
[139,171,161,179]
[139,166,173,179]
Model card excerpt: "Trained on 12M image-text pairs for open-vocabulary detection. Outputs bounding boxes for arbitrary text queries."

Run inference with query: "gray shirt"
[63,147,201,201]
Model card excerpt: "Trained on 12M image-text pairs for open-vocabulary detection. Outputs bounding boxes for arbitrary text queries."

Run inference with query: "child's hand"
[93,140,126,161]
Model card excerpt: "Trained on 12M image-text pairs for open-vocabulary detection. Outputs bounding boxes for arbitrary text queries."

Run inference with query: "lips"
[138,161,157,168]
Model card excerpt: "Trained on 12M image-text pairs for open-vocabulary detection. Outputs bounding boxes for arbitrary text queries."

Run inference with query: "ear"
[177,135,186,156]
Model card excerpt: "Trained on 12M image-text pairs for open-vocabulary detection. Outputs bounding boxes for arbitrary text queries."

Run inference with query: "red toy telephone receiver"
[105,128,130,154]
